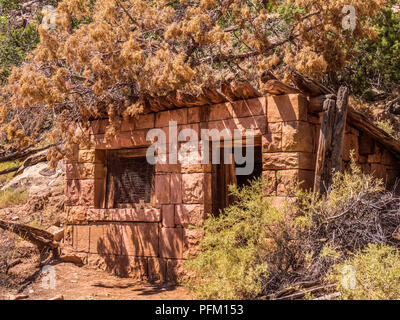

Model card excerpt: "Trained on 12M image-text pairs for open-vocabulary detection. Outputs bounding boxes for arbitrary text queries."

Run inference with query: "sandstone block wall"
[65,93,400,281]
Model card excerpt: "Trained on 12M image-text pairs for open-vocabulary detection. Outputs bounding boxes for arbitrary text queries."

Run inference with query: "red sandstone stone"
[282,121,313,152]
[262,133,282,153]
[231,97,266,118]
[65,180,80,205]
[183,228,203,259]
[156,108,188,128]
[159,227,183,259]
[102,224,123,255]
[267,122,282,134]
[73,225,90,252]
[155,174,171,205]
[170,173,182,204]
[89,224,104,254]
[133,113,155,130]
[148,257,166,282]
[162,205,175,228]
[121,223,159,257]
[276,169,314,196]
[182,173,204,204]
[267,94,308,122]
[359,133,375,155]
[175,204,205,227]
[66,206,87,223]
[263,152,315,170]
[343,133,359,162]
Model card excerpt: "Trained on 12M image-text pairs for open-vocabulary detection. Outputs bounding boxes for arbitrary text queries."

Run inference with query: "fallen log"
[0,165,21,176]
[275,284,336,300]
[0,220,58,252]
[0,144,54,164]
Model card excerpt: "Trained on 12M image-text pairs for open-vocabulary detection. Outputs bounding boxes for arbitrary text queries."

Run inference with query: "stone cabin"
[64,88,400,282]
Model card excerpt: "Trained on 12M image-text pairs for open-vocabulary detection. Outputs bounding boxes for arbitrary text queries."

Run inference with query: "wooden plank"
[308,94,336,113]
[313,99,336,195]
[290,69,334,97]
[201,86,226,104]
[331,86,349,175]
[105,151,117,209]
[230,80,262,100]
[117,148,148,158]
[220,81,237,102]
[348,107,400,160]
[262,80,301,96]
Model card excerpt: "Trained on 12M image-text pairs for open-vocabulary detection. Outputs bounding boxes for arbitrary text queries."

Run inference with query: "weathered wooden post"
[313,86,349,195]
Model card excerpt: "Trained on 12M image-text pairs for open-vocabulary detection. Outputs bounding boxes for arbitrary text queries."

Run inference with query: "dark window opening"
[105,150,154,208]
[212,144,262,216]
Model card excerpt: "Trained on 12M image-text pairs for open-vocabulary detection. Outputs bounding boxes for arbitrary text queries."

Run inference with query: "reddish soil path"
[3,262,192,300]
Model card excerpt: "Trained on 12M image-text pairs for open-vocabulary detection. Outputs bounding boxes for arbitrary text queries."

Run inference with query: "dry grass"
[0,187,28,209]
[0,161,21,186]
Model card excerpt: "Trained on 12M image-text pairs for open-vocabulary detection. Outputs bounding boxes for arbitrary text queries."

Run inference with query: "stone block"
[183,228,203,259]
[182,173,204,203]
[121,223,159,257]
[156,108,188,128]
[162,205,175,228]
[175,204,205,227]
[148,257,166,282]
[133,113,155,130]
[267,94,308,122]
[263,152,315,170]
[282,121,313,152]
[101,224,123,255]
[170,173,182,204]
[89,224,104,254]
[262,133,282,153]
[155,174,171,205]
[343,134,359,162]
[159,227,184,259]
[276,170,314,196]
[73,225,89,252]
[66,206,87,223]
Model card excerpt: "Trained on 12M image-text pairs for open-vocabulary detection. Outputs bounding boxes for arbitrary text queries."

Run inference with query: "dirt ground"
[1,260,192,300]
[0,195,192,300]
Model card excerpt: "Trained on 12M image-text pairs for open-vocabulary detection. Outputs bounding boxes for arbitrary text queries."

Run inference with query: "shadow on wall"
[93,222,171,282]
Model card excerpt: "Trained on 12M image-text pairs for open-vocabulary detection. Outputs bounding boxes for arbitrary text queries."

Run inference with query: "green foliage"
[347,4,400,97]
[184,178,274,299]
[185,157,400,299]
[0,160,22,185]
[327,244,400,300]
[376,119,400,140]
[0,3,39,83]
[0,187,27,208]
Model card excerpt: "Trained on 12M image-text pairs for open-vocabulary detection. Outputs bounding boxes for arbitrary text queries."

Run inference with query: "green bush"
[184,158,400,299]
[184,178,278,299]
[327,244,400,300]
[346,3,400,97]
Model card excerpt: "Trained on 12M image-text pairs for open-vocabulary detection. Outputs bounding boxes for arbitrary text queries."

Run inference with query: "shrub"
[327,244,400,300]
[185,158,400,299]
[185,178,280,299]
[0,187,27,208]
